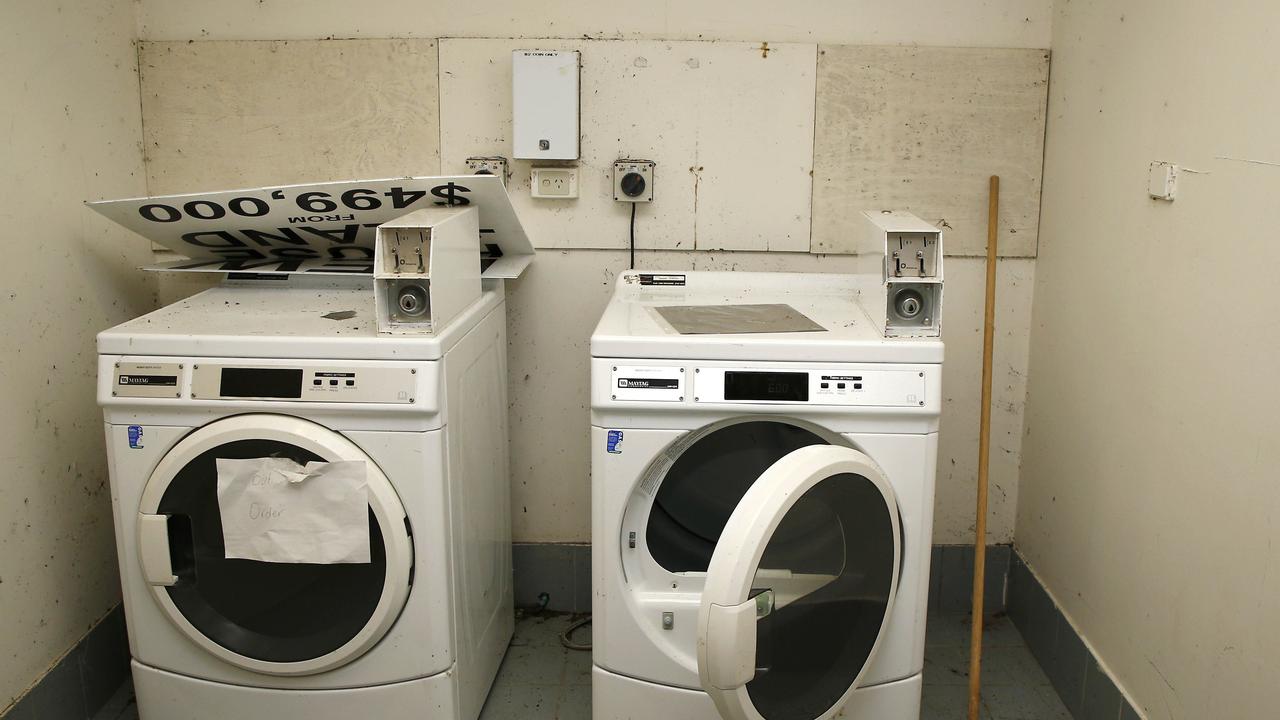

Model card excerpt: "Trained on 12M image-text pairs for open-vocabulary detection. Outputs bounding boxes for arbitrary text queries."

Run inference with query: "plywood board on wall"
[140,39,441,194]
[812,46,1049,257]
[439,38,816,252]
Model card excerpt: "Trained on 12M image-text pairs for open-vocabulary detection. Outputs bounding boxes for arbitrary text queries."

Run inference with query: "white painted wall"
[1017,0,1280,716]
[136,0,1052,48]
[0,0,155,710]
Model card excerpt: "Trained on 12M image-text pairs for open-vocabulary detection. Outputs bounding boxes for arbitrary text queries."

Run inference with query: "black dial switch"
[620,172,647,198]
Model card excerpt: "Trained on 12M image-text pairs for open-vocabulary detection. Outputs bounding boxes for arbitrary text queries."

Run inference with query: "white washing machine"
[590,271,944,720]
[98,276,513,720]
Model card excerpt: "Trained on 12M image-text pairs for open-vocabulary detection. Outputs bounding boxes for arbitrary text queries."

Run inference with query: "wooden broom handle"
[967,175,999,720]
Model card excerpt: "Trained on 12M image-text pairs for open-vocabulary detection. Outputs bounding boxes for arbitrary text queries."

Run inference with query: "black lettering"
[385,187,427,209]
[183,200,226,220]
[241,228,308,246]
[207,248,268,260]
[299,225,361,245]
[181,231,247,249]
[139,204,181,223]
[297,191,337,213]
[341,188,381,210]
[307,259,374,274]
[328,246,374,260]
[228,197,270,217]
[213,258,301,272]
[430,182,472,206]
[171,257,248,270]
[268,248,322,259]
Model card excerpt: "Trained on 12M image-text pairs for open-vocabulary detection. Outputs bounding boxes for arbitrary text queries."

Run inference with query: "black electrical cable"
[560,616,592,651]
[629,202,637,270]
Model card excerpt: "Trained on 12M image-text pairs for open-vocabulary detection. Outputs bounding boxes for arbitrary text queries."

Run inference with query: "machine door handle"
[137,513,178,586]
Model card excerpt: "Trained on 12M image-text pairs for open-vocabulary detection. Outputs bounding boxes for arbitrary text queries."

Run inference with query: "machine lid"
[135,414,414,676]
[87,175,535,279]
[696,445,902,720]
[95,278,502,361]
[590,271,944,364]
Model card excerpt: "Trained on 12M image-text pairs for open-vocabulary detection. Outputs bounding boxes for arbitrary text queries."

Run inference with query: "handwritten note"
[216,457,370,564]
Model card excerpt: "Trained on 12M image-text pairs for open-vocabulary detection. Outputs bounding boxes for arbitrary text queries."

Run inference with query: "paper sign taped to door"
[216,458,370,564]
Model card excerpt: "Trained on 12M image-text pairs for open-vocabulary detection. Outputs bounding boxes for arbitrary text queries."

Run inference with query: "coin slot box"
[854,210,945,338]
[374,206,482,335]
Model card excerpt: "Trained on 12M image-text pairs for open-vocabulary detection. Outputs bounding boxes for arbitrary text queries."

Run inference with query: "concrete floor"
[94,612,1069,720]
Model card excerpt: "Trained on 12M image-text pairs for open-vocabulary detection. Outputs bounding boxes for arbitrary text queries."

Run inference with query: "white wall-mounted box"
[512,50,580,160]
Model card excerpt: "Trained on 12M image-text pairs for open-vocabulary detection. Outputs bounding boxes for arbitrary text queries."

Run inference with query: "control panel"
[190,364,418,404]
[602,364,931,408]
[694,367,926,407]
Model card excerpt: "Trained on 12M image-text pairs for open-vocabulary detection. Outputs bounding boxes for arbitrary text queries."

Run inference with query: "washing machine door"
[696,444,902,720]
[135,414,414,676]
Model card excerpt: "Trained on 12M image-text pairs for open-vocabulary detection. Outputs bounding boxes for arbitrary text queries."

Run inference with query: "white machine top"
[591,271,944,364]
[98,277,502,361]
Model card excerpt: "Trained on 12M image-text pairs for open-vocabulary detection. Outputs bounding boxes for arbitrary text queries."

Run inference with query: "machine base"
[132,660,460,720]
[592,666,922,719]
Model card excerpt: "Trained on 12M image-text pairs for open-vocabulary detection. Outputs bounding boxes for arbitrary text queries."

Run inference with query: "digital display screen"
[219,368,304,399]
[724,371,809,402]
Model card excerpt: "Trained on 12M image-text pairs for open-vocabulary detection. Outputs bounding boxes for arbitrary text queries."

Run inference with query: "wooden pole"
[967,175,999,720]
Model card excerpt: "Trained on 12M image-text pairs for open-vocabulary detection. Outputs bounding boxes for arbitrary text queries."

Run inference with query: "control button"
[837,383,846,389]
[313,379,322,386]
[621,172,647,198]
[854,383,863,390]
[329,379,338,386]
[345,380,355,387]
[820,382,829,389]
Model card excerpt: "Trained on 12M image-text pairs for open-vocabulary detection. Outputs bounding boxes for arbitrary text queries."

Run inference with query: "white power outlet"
[531,167,579,199]
[614,160,655,203]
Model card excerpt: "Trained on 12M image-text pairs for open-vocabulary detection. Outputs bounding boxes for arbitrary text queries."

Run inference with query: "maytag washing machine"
[98,277,513,720]
[590,271,944,720]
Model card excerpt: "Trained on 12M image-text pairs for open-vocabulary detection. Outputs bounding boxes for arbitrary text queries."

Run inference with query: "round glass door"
[646,420,831,573]
[697,445,902,720]
[137,414,414,676]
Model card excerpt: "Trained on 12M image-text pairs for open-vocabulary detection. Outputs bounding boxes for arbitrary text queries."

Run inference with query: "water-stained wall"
[135,35,1048,546]
[0,0,156,710]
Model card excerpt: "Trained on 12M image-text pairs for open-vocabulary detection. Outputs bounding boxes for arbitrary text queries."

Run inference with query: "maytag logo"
[119,374,177,386]
[617,378,679,389]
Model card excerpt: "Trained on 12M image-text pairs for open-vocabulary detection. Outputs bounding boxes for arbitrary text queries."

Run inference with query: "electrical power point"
[465,156,510,182]
[531,167,579,199]
[614,159,655,203]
